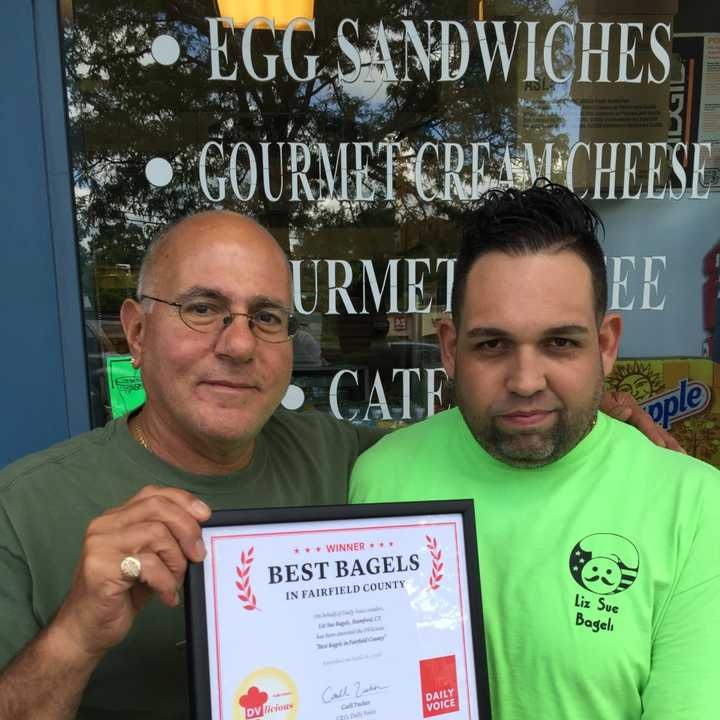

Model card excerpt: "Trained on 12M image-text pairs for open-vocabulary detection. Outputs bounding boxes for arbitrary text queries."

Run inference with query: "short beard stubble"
[456,371,603,469]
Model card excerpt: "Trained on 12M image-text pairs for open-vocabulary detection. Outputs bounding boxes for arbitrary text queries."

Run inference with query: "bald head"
[137,211,289,300]
[121,210,296,466]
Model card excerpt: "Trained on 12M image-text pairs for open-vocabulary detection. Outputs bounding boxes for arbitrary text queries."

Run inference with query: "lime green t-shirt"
[350,408,720,720]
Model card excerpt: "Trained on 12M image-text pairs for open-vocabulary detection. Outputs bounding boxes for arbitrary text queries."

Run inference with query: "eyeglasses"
[140,295,299,343]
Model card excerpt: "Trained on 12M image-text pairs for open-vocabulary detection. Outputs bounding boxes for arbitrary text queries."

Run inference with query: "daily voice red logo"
[419,655,459,718]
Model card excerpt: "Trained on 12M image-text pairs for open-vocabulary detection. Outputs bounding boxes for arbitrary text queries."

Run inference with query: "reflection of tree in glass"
[65,0,575,270]
[65,0,578,423]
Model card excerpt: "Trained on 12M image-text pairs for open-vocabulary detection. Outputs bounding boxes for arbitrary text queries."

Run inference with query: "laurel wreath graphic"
[235,547,259,611]
[426,535,444,591]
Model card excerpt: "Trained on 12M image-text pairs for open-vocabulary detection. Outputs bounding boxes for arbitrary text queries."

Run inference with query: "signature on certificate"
[322,680,390,704]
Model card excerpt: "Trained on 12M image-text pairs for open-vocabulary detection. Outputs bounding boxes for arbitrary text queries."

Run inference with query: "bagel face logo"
[569,533,639,595]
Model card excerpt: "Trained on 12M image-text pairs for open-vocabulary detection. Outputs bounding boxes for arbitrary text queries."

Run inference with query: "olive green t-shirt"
[350,409,720,720]
[0,408,383,719]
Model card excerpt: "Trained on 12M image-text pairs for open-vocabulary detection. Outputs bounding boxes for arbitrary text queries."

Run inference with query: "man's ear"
[120,299,145,368]
[437,317,459,380]
[598,312,623,377]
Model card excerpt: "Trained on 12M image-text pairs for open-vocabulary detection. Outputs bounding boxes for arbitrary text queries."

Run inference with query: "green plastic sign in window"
[106,355,146,418]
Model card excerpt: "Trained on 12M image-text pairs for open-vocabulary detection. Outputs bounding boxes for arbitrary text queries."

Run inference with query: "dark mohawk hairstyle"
[452,178,607,323]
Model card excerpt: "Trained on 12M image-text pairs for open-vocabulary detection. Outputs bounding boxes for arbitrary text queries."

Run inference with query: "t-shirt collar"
[455,406,607,477]
[112,412,269,496]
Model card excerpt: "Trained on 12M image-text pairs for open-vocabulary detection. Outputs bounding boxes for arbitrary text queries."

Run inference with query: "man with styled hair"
[351,180,720,718]
[0,203,681,719]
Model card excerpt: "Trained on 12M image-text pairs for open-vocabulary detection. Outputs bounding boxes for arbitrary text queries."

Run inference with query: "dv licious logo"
[234,668,298,720]
[239,687,268,719]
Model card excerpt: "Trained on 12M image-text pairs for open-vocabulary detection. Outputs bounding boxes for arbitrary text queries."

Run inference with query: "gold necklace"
[132,417,151,451]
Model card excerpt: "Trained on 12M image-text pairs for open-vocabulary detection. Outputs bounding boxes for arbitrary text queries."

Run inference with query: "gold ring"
[120,555,142,580]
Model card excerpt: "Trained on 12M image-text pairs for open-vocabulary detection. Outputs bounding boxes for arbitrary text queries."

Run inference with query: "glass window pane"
[62,0,720,462]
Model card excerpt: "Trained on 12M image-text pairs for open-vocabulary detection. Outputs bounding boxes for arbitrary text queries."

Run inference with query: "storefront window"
[62,1,720,463]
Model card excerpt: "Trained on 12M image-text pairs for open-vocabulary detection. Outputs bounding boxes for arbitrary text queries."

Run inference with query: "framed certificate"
[185,501,491,720]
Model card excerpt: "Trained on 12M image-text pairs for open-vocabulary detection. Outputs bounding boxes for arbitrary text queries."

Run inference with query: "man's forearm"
[0,621,101,720]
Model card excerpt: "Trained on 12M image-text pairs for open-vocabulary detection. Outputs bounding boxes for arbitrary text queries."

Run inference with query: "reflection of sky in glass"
[408,577,463,634]
[405,537,464,633]
[550,1,581,145]
[338,49,392,109]
[67,0,664,217]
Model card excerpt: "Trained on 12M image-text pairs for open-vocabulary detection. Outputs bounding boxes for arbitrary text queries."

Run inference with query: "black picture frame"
[185,500,491,719]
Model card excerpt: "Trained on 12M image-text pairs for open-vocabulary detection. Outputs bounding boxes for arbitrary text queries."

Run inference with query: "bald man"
[0,212,383,720]
[0,211,678,720]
